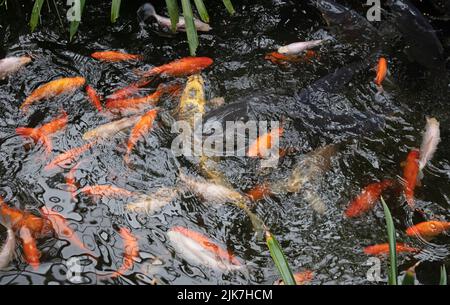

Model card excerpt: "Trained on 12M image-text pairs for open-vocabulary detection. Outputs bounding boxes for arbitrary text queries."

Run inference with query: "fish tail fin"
[16,127,40,143]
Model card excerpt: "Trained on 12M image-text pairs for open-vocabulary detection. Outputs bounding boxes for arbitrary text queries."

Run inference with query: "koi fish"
[178,74,206,128]
[126,187,178,214]
[374,57,387,92]
[125,109,158,162]
[167,226,242,271]
[138,3,212,32]
[344,180,394,218]
[0,217,16,269]
[247,183,272,201]
[265,50,317,65]
[364,243,419,256]
[65,161,84,197]
[83,116,140,140]
[142,57,213,78]
[111,227,139,278]
[16,111,68,153]
[0,56,32,79]
[45,142,95,171]
[274,270,314,285]
[85,85,103,112]
[79,185,136,198]
[247,127,284,158]
[20,77,86,111]
[19,226,40,270]
[91,51,143,62]
[406,221,450,239]
[278,40,324,55]
[106,78,153,102]
[419,117,440,171]
[39,207,86,250]
[402,149,420,207]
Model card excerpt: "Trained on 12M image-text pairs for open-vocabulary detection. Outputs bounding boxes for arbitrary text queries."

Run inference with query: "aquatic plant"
[265,230,296,285]
[26,0,235,53]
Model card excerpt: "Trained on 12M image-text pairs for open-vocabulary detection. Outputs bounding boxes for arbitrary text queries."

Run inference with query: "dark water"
[0,0,449,284]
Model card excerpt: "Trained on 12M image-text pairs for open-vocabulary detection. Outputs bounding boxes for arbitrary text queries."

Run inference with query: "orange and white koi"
[0,56,32,79]
[16,111,68,153]
[79,185,136,198]
[419,117,440,171]
[19,226,40,270]
[0,216,16,269]
[142,57,213,78]
[406,221,450,239]
[374,57,387,92]
[83,116,140,141]
[364,243,419,256]
[91,51,143,62]
[247,127,284,158]
[20,77,86,111]
[278,40,324,55]
[126,187,178,215]
[402,149,420,208]
[86,85,103,112]
[65,161,84,197]
[167,226,242,271]
[344,180,394,218]
[111,227,139,278]
[125,109,158,162]
[45,142,95,171]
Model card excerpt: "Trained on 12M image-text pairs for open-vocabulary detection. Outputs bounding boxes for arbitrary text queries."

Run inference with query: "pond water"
[0,0,449,284]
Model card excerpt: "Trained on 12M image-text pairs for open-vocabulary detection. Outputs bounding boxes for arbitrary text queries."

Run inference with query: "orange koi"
[105,84,171,111]
[86,85,103,112]
[45,142,95,171]
[344,180,394,218]
[125,109,158,162]
[20,77,86,111]
[406,221,450,239]
[91,51,143,62]
[364,243,419,256]
[246,183,272,201]
[16,111,68,153]
[247,127,284,158]
[374,57,387,89]
[19,226,40,270]
[111,227,139,278]
[275,270,314,285]
[106,78,153,101]
[66,161,84,198]
[143,57,213,78]
[79,185,135,198]
[402,149,420,208]
[265,51,317,65]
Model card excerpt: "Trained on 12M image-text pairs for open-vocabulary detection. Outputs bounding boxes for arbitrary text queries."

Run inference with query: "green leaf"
[440,265,447,285]
[69,0,86,41]
[181,0,198,56]
[401,268,415,285]
[165,0,179,33]
[265,230,296,285]
[30,0,45,32]
[193,0,209,23]
[111,0,121,23]
[222,0,235,15]
[381,196,398,285]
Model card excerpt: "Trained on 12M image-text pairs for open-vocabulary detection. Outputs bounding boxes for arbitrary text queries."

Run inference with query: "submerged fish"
[79,185,136,199]
[91,51,143,62]
[125,108,158,162]
[45,142,95,170]
[86,85,103,112]
[374,57,387,92]
[20,77,86,111]
[83,116,140,140]
[0,56,32,80]
[111,227,139,278]
[364,243,419,256]
[344,180,394,218]
[0,218,16,269]
[126,187,178,214]
[143,57,213,78]
[274,270,314,285]
[167,226,241,271]
[278,40,324,55]
[138,3,212,32]
[19,226,40,270]
[107,78,153,101]
[406,221,450,239]
[177,74,206,128]
[247,127,283,158]
[16,111,68,153]
[265,50,317,65]
[402,149,420,208]
[419,117,440,171]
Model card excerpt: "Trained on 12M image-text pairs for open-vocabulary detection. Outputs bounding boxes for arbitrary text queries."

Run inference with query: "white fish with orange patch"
[0,56,32,79]
[278,40,324,55]
[419,117,440,171]
[0,217,16,269]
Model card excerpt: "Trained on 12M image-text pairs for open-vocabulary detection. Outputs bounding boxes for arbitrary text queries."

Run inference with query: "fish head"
[19,56,32,66]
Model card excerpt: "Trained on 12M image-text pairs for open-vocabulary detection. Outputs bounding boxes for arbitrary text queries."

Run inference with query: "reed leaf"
[30,0,45,32]
[181,0,198,56]
[222,0,235,15]
[69,0,86,41]
[111,0,121,23]
[440,265,447,285]
[193,0,209,23]
[401,268,415,285]
[165,0,179,32]
[381,196,398,285]
[265,230,296,285]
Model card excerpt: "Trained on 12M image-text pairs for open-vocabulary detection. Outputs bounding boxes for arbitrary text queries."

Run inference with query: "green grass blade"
[111,0,121,23]
[265,230,296,285]
[69,0,86,41]
[181,0,198,56]
[30,0,45,32]
[381,196,398,285]
[440,265,447,285]
[165,0,179,32]
[401,268,415,285]
[193,0,209,23]
[222,0,235,15]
